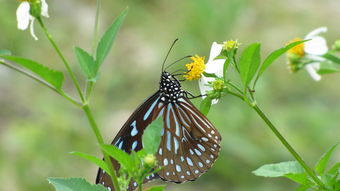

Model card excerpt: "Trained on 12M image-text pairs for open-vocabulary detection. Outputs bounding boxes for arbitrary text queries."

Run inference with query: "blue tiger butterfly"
[96,39,221,191]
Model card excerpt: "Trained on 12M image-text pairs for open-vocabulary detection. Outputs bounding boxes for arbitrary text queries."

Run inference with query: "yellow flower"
[223,40,241,51]
[184,55,206,80]
[212,79,225,91]
[287,37,305,57]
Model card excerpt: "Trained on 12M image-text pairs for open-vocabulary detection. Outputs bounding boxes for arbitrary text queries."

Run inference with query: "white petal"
[41,0,49,18]
[304,36,328,55]
[208,42,223,62]
[205,60,224,77]
[305,27,327,39]
[16,2,31,30]
[198,76,219,104]
[199,76,213,96]
[305,63,321,81]
[29,17,38,40]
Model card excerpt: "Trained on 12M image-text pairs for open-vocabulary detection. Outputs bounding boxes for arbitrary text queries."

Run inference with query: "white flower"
[198,42,226,104]
[303,27,328,81]
[16,0,49,40]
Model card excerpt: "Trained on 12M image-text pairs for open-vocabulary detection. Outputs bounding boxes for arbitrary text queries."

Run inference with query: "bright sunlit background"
[0,0,339,191]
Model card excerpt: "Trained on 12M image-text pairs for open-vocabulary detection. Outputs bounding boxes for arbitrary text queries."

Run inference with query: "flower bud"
[144,154,157,167]
[332,40,340,51]
[223,40,240,51]
[29,0,42,18]
[212,79,225,91]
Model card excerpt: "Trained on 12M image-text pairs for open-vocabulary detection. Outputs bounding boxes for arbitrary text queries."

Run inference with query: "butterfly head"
[159,71,184,103]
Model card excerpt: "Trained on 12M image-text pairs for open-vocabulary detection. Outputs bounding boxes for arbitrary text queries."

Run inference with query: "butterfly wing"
[155,97,221,183]
[96,91,165,190]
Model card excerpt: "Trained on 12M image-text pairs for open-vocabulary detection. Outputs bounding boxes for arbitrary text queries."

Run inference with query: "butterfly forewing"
[96,91,164,190]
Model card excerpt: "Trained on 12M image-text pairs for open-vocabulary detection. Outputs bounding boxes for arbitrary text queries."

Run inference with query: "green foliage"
[239,43,261,89]
[253,161,305,177]
[200,96,212,115]
[70,152,111,176]
[254,40,306,86]
[142,117,163,154]
[100,144,134,171]
[318,62,340,74]
[0,55,64,90]
[314,143,338,175]
[323,53,340,65]
[146,185,166,191]
[96,8,128,67]
[74,47,96,81]
[48,178,108,191]
[254,144,340,190]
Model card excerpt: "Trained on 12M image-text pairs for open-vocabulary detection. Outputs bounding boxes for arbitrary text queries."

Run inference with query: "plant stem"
[85,0,101,101]
[82,104,121,191]
[37,17,120,191]
[92,0,101,56]
[37,18,86,103]
[252,104,325,188]
[0,60,81,107]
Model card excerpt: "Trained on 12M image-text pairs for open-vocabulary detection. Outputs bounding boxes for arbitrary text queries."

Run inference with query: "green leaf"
[74,47,96,81]
[253,161,305,177]
[146,185,166,191]
[315,143,339,175]
[70,152,111,176]
[48,178,108,191]
[100,144,134,170]
[323,53,340,65]
[285,173,313,186]
[328,162,340,175]
[0,55,64,90]
[203,72,218,78]
[317,62,340,74]
[239,43,261,88]
[142,117,163,154]
[257,40,306,78]
[200,97,212,116]
[96,8,128,66]
[0,49,12,55]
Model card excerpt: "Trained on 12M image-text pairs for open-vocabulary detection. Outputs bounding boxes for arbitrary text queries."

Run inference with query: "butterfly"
[96,40,221,191]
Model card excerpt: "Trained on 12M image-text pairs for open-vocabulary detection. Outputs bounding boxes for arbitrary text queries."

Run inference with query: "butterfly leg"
[184,91,206,99]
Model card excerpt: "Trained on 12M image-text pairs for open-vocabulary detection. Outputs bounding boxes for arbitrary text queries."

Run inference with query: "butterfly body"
[97,71,221,190]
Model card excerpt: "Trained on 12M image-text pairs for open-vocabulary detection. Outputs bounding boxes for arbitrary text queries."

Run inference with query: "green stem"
[37,18,86,103]
[252,104,325,188]
[92,0,101,56]
[0,60,81,107]
[85,0,101,101]
[37,16,120,191]
[82,104,121,191]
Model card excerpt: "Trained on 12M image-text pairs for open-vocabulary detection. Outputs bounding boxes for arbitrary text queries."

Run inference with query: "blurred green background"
[0,0,339,190]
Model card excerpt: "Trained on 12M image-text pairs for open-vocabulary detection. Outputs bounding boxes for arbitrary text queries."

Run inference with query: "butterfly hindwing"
[155,97,221,183]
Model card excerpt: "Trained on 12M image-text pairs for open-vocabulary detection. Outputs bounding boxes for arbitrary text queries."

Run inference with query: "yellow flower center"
[223,40,241,51]
[184,55,206,80]
[287,37,305,57]
[212,79,225,91]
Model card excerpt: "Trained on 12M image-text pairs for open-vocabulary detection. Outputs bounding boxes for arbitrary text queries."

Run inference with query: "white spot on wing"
[130,121,138,136]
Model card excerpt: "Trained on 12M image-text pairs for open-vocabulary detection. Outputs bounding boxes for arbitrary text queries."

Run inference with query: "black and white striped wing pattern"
[96,91,165,190]
[156,97,221,183]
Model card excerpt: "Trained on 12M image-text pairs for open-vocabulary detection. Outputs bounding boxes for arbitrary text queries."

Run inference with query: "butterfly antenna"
[165,55,192,71]
[161,38,179,72]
